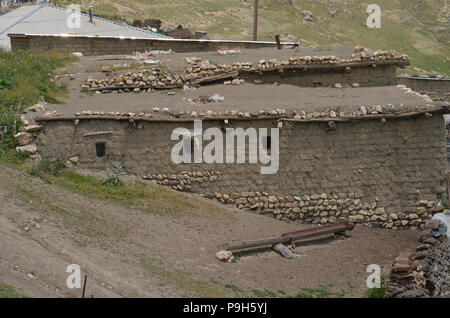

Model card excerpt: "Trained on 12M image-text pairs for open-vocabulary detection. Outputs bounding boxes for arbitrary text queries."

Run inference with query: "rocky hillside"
[52,0,449,76]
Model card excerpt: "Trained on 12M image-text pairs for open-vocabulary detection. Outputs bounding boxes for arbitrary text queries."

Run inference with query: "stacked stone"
[386,219,450,298]
[142,170,221,191]
[198,191,433,228]
[13,116,43,154]
[82,69,184,93]
[196,191,439,228]
[256,50,408,69]
[66,103,410,121]
[184,59,252,81]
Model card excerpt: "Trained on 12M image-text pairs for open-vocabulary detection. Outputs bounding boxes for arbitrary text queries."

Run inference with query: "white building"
[0,3,170,51]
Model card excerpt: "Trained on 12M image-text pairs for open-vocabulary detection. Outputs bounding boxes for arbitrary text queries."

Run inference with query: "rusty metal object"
[281,222,354,240]
[219,222,354,252]
[275,35,281,50]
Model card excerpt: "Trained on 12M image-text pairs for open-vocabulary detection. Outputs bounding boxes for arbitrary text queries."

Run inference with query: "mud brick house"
[17,46,450,230]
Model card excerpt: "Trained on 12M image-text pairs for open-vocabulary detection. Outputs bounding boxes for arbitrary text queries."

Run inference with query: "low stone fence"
[386,218,449,297]
[8,33,299,55]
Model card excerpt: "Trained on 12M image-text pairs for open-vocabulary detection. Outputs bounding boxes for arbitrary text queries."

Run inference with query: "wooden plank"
[191,71,239,85]
[83,131,114,137]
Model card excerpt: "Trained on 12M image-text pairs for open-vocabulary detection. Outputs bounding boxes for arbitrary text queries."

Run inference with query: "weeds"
[252,289,265,297]
[102,164,125,186]
[0,50,75,152]
[295,285,345,298]
[364,275,387,298]
[0,50,74,106]
[30,156,66,181]
[0,282,26,298]
[224,283,243,293]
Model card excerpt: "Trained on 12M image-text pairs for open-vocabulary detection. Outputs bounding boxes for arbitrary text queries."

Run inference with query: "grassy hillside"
[52,0,449,76]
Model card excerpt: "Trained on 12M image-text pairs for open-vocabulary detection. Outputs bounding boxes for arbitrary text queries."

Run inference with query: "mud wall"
[397,76,450,102]
[241,65,397,87]
[35,114,447,228]
[9,34,296,55]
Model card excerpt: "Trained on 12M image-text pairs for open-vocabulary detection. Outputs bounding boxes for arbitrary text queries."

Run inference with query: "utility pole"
[253,0,258,41]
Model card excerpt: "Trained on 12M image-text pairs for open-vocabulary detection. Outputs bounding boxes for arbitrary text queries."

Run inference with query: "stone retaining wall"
[386,219,449,297]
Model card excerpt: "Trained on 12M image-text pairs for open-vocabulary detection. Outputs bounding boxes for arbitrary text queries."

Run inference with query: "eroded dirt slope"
[0,163,418,298]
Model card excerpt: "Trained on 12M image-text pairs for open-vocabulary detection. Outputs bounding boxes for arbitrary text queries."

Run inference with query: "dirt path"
[0,163,418,298]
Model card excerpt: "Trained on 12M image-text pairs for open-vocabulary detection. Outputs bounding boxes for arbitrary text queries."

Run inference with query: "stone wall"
[9,34,297,55]
[398,76,450,102]
[386,219,449,297]
[34,113,447,228]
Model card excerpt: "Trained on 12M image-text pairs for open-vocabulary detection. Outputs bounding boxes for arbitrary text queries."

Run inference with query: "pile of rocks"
[61,100,426,122]
[14,116,43,154]
[255,50,408,70]
[386,219,450,297]
[82,68,184,93]
[142,170,221,192]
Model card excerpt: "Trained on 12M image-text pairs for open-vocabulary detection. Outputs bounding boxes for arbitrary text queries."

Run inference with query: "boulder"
[14,132,33,146]
[70,52,83,57]
[16,144,37,154]
[215,250,234,263]
[22,124,43,132]
[26,103,46,113]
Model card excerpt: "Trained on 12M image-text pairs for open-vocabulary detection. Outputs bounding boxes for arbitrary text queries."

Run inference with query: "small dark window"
[183,138,196,162]
[263,136,271,150]
[190,138,195,155]
[313,82,322,87]
[96,142,106,157]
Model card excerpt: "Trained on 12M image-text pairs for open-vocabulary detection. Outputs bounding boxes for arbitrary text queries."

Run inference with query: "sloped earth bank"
[0,164,417,298]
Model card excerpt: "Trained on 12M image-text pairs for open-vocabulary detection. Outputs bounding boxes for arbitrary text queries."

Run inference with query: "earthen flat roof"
[33,84,447,120]
[26,47,449,122]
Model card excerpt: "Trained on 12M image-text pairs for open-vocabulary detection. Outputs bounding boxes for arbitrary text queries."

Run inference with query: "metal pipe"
[220,222,354,251]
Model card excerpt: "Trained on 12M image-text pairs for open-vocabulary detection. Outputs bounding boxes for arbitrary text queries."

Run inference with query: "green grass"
[45,170,223,219]
[364,275,387,298]
[224,283,243,293]
[0,50,75,152]
[252,289,265,297]
[295,285,345,298]
[0,149,30,166]
[0,50,74,106]
[140,255,230,297]
[0,282,26,298]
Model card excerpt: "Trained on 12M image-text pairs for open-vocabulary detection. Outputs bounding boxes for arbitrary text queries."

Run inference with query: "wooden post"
[253,0,259,41]
[275,34,281,50]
